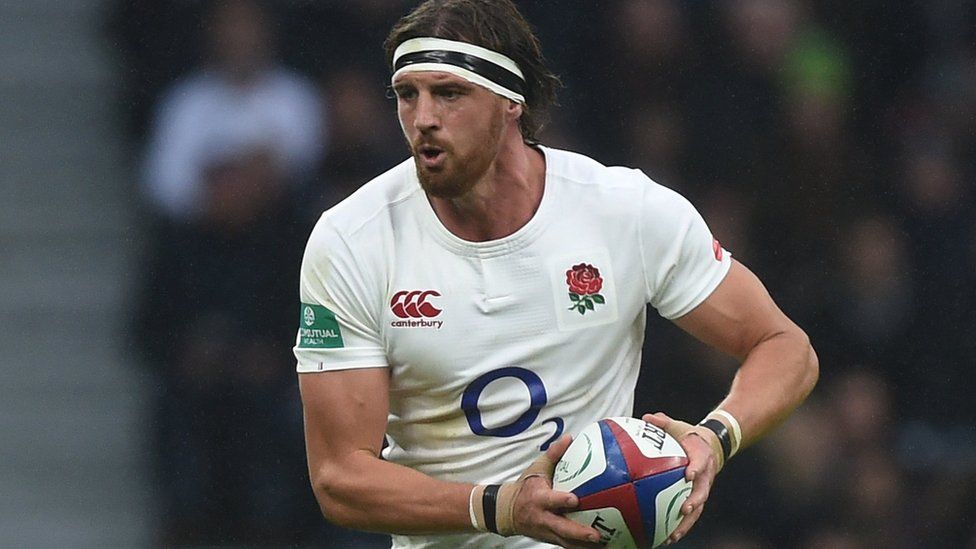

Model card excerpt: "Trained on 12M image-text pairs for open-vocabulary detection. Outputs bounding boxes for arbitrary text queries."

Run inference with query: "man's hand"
[475,435,603,548]
[643,412,723,545]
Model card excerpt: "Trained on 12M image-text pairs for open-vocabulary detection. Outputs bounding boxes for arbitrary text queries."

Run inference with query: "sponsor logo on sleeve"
[298,303,344,348]
[390,290,443,329]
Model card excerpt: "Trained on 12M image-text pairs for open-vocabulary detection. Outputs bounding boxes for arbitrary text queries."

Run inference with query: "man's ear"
[507,100,523,121]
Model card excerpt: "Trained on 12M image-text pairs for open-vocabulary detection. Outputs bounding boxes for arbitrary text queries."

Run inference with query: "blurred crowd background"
[88,0,976,546]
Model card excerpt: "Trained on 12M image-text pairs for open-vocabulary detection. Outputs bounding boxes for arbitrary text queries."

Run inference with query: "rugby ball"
[552,417,691,548]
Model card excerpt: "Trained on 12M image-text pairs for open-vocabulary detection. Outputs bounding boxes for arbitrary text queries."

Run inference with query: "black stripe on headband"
[394,50,526,98]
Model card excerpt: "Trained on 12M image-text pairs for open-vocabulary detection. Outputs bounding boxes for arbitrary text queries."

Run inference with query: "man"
[142,0,324,221]
[295,1,818,547]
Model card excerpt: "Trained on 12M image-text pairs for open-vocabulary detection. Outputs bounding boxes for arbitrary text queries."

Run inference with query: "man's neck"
[427,139,546,242]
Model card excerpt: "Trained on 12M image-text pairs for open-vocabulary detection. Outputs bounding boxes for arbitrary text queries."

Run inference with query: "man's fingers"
[545,515,603,547]
[684,465,708,489]
[680,442,714,509]
[682,449,709,484]
[518,481,601,547]
[545,434,574,462]
[641,412,672,429]
[667,501,704,545]
[686,460,713,503]
[631,413,718,546]
[681,470,712,516]
[679,431,719,481]
[544,489,579,512]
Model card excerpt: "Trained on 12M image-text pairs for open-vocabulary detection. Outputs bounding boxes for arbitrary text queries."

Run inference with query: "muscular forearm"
[640,330,817,547]
[301,369,477,535]
[713,328,818,450]
[311,450,475,535]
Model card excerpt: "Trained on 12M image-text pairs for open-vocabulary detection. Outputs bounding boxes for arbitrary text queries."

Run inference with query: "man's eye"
[396,89,417,100]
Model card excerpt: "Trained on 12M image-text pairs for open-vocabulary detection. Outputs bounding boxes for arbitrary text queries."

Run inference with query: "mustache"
[412,139,450,153]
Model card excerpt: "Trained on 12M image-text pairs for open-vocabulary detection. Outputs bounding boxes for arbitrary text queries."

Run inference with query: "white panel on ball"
[565,508,638,549]
[552,421,607,493]
[653,476,692,548]
[607,416,686,459]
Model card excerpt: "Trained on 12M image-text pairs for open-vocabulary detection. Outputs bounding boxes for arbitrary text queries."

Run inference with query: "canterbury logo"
[390,290,442,318]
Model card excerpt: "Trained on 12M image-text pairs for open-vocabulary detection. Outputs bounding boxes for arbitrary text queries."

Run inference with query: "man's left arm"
[646,259,819,544]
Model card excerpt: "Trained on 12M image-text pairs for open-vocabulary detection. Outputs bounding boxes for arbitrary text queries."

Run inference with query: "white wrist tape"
[468,485,481,530]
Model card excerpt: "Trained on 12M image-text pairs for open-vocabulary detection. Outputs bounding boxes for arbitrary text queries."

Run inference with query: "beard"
[410,111,505,199]
[414,148,489,199]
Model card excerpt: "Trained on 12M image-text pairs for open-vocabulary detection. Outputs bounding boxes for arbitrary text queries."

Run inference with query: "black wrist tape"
[482,484,501,534]
[699,418,732,461]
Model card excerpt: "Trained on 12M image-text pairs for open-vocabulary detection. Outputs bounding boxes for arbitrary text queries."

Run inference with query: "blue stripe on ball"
[634,467,688,535]
[572,420,632,497]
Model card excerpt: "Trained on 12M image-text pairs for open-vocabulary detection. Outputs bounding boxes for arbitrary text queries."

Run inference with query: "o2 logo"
[461,367,565,451]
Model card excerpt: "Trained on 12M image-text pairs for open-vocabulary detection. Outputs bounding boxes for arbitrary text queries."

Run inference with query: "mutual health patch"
[298,303,344,348]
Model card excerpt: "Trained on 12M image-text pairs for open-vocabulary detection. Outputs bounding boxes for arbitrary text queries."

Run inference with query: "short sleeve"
[640,176,732,319]
[293,216,389,373]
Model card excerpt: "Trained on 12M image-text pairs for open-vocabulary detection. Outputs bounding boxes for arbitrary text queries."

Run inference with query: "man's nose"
[413,94,440,132]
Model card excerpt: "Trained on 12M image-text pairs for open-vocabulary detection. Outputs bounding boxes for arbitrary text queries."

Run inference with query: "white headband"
[392,37,527,104]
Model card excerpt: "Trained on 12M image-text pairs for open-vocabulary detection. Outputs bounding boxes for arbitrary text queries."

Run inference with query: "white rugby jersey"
[294,146,731,548]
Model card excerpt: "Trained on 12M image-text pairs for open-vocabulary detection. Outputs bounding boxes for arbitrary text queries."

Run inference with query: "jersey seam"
[637,176,652,301]
[321,216,385,331]
[663,258,732,319]
[338,178,422,239]
[545,164,640,190]
[655,216,694,317]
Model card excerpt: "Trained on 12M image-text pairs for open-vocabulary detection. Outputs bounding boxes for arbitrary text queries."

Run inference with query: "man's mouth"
[417,145,445,166]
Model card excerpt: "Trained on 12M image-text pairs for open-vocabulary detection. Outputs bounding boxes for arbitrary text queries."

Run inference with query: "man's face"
[393,71,511,198]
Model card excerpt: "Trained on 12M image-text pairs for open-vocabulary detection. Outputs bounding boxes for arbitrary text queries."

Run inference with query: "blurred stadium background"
[1,0,974,547]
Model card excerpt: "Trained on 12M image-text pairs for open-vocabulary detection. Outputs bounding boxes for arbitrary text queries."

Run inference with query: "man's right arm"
[300,367,602,546]
[300,367,474,534]
[298,217,482,533]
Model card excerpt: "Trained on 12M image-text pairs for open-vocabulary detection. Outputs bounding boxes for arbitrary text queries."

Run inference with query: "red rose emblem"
[566,263,603,295]
[565,263,606,315]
